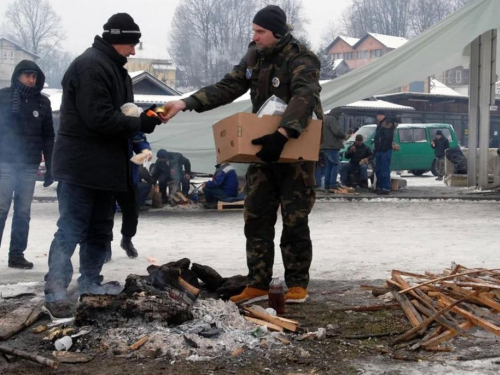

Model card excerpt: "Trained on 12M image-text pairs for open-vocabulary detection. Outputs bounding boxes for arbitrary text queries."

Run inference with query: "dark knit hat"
[355,134,364,142]
[252,5,288,38]
[157,149,168,159]
[376,110,386,116]
[102,13,141,45]
[436,130,443,136]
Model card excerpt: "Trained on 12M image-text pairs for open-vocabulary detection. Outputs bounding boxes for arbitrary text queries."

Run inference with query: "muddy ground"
[1,280,500,375]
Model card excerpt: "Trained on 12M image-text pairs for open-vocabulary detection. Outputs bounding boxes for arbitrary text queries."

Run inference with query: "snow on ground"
[0,182,498,285]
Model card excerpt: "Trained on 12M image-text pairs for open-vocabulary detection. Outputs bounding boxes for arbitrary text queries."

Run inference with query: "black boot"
[8,256,34,269]
[120,237,138,258]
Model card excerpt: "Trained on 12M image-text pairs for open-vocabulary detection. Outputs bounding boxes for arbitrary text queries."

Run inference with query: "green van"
[340,123,459,176]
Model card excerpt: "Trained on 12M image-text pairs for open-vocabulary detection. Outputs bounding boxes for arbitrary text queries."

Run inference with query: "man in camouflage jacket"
[162,5,323,304]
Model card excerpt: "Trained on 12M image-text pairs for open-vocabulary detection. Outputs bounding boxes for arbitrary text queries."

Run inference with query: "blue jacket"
[206,163,238,197]
[130,132,151,185]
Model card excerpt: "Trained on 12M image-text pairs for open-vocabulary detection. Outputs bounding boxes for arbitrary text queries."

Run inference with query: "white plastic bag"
[130,149,152,165]
[121,102,142,117]
[256,95,288,117]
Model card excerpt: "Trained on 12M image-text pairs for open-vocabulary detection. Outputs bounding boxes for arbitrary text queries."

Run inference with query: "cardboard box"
[213,113,322,164]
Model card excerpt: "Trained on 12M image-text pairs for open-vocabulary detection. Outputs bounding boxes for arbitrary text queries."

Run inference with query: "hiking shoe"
[229,287,268,305]
[286,287,309,304]
[121,237,138,258]
[43,300,74,320]
[8,256,33,269]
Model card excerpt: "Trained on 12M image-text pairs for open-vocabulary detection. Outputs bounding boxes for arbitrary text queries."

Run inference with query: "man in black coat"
[43,13,162,319]
[0,60,54,269]
[340,134,373,187]
[431,130,450,181]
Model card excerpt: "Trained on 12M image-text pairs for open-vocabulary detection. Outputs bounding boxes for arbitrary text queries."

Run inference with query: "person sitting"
[203,163,239,205]
[340,134,373,188]
[153,149,191,202]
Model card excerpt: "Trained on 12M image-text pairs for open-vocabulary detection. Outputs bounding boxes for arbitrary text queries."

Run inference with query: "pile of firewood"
[381,264,500,351]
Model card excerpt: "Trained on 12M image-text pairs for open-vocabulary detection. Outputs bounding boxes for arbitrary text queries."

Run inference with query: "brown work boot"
[286,287,309,304]
[229,287,268,305]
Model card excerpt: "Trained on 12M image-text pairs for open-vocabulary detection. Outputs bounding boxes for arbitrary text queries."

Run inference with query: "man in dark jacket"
[160,5,322,304]
[320,109,346,190]
[43,13,162,319]
[374,111,397,195]
[203,163,239,204]
[340,134,373,187]
[0,60,54,269]
[431,130,450,181]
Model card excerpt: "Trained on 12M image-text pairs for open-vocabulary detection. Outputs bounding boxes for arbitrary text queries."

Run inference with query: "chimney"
[139,42,143,50]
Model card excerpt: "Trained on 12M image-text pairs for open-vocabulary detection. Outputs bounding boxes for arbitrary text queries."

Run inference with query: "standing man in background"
[0,60,54,269]
[161,5,322,304]
[431,130,450,181]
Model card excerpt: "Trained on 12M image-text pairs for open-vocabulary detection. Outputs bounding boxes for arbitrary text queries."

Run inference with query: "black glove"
[139,106,161,134]
[251,130,288,163]
[43,172,54,188]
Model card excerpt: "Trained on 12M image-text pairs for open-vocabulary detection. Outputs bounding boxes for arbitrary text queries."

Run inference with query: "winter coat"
[446,146,467,174]
[52,36,141,192]
[0,60,54,175]
[164,152,191,182]
[374,119,397,153]
[205,163,238,197]
[432,136,450,158]
[345,143,373,165]
[183,34,323,138]
[320,115,346,150]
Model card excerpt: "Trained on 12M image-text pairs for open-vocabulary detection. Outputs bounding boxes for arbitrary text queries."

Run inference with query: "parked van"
[340,123,459,176]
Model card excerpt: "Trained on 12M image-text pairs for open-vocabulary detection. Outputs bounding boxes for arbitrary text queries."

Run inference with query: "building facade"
[0,37,39,88]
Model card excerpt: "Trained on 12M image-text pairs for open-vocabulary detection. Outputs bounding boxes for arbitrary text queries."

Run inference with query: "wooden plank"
[243,307,298,332]
[437,297,500,337]
[454,281,500,290]
[0,345,58,369]
[130,336,149,351]
[175,192,189,203]
[390,290,479,346]
[330,304,401,312]
[391,270,430,279]
[0,299,43,340]
[217,200,245,210]
[244,316,283,332]
[389,284,424,328]
[420,321,475,349]
[441,282,500,312]
[399,269,500,294]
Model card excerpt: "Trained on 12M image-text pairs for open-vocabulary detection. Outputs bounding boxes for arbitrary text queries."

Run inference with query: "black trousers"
[115,185,139,238]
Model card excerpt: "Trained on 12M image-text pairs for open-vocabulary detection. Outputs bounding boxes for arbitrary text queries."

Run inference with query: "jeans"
[138,182,152,206]
[375,150,393,191]
[0,163,38,258]
[115,185,139,238]
[204,186,228,203]
[322,149,340,189]
[168,179,190,196]
[340,163,368,185]
[44,182,114,302]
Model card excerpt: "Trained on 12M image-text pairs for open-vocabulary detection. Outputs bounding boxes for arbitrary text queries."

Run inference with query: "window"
[430,128,453,142]
[343,52,354,60]
[398,128,428,143]
[357,50,368,59]
[447,70,453,84]
[2,50,7,60]
[370,49,384,58]
[10,51,14,59]
[456,70,462,84]
[332,53,342,59]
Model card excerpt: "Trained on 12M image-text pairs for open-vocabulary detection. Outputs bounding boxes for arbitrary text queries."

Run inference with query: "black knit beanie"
[102,13,141,45]
[252,5,288,38]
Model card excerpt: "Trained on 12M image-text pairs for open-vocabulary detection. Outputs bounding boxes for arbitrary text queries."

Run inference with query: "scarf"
[11,80,41,115]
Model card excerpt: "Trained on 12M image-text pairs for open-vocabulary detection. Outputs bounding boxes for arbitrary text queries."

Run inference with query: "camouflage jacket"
[183,34,323,138]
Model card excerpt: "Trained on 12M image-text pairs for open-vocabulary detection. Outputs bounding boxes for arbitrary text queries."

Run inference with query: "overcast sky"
[0,0,348,55]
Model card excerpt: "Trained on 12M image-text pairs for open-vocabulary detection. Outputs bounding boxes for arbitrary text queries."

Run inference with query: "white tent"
[146,0,500,174]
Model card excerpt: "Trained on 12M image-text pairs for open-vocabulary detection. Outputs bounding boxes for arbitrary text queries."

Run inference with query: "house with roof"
[0,37,39,88]
[126,41,177,88]
[326,33,407,70]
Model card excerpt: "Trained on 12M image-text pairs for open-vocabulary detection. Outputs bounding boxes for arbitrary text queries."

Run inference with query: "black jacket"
[0,60,54,175]
[321,115,346,150]
[52,36,141,191]
[345,143,373,165]
[374,119,396,152]
[432,136,450,158]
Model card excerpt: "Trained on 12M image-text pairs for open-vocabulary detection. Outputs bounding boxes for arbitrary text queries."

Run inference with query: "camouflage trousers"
[244,162,316,290]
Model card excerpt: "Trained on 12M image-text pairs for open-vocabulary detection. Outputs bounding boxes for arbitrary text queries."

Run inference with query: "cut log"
[421,321,476,349]
[243,307,298,332]
[52,351,93,363]
[244,316,283,332]
[0,345,57,369]
[130,336,149,351]
[175,192,189,203]
[0,299,43,340]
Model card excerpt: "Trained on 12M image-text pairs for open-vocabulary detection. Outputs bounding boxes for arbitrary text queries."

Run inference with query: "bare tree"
[38,49,74,88]
[259,0,309,42]
[2,0,65,56]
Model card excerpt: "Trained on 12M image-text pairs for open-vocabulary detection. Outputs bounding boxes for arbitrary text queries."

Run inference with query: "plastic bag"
[256,95,288,117]
[256,95,318,119]
[130,149,153,165]
[121,102,142,117]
